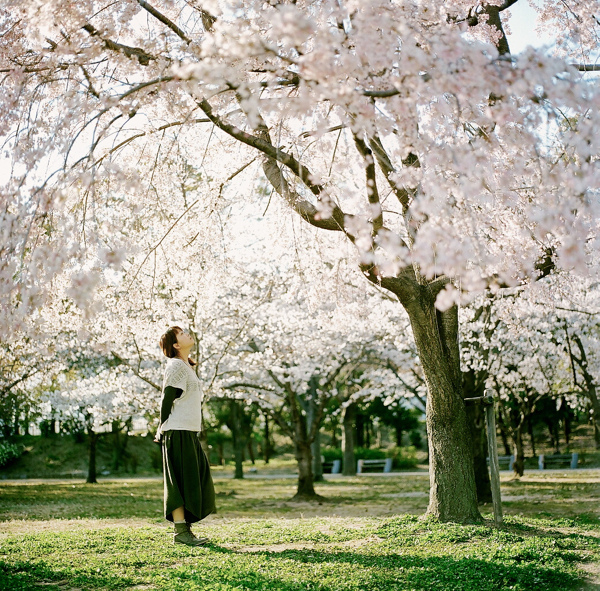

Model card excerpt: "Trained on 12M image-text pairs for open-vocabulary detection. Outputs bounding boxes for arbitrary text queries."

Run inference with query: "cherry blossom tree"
[2,0,599,521]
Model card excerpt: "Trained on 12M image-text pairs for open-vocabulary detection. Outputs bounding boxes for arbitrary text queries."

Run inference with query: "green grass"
[0,473,599,590]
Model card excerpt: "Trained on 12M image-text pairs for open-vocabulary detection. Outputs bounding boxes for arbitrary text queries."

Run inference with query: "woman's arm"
[155,386,183,442]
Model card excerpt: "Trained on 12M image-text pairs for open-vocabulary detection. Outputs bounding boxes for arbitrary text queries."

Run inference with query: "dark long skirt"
[162,430,216,523]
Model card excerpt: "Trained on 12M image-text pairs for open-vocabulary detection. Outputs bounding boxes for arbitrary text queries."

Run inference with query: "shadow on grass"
[174,545,584,591]
[0,560,136,591]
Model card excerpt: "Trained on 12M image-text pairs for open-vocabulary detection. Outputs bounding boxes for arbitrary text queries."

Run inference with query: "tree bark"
[405,296,481,523]
[342,403,357,476]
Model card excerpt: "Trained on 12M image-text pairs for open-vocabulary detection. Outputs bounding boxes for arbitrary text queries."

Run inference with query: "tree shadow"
[177,545,585,590]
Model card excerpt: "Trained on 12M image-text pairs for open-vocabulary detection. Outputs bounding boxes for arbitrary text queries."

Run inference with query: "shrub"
[0,441,23,468]
[389,445,419,469]
[354,446,386,460]
[322,447,343,461]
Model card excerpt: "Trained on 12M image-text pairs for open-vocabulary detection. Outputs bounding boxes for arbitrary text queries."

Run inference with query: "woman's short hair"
[159,326,196,366]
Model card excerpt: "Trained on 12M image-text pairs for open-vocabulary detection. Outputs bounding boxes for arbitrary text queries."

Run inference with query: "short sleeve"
[163,361,188,391]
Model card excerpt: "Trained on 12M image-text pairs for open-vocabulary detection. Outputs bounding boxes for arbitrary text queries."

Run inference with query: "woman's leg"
[172,506,185,522]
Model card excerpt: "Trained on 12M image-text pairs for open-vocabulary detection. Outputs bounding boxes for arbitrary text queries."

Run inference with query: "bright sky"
[506,1,554,54]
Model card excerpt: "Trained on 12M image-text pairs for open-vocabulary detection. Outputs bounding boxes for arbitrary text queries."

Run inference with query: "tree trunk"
[406,297,481,523]
[527,416,537,457]
[87,430,98,484]
[512,425,525,477]
[466,403,492,504]
[231,401,245,479]
[263,413,270,463]
[462,369,492,505]
[355,412,365,448]
[395,422,403,447]
[308,397,324,482]
[342,403,357,476]
[497,412,512,456]
[293,440,320,500]
[288,391,322,500]
[247,439,255,464]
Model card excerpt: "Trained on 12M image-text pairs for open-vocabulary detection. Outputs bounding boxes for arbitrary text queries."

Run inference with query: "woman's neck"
[177,352,192,365]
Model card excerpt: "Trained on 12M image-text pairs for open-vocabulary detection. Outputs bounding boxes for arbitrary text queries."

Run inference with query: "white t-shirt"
[158,358,203,434]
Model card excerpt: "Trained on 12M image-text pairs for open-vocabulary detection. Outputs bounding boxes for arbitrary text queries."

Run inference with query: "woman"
[156,326,216,546]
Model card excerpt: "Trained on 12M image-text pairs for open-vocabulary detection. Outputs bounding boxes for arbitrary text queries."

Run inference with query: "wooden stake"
[484,388,503,526]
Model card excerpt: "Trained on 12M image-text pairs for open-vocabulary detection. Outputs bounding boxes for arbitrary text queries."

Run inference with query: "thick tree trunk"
[342,403,357,476]
[87,430,98,484]
[293,441,321,500]
[406,297,481,523]
[288,392,322,500]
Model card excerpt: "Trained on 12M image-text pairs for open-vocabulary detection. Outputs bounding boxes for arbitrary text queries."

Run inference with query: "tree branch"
[82,24,155,65]
[353,133,383,232]
[137,0,191,43]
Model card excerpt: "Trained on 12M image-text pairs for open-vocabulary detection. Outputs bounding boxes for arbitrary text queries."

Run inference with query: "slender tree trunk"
[263,413,270,463]
[355,412,365,448]
[406,298,481,523]
[231,401,244,479]
[311,428,324,482]
[462,369,492,505]
[331,418,338,448]
[87,430,98,484]
[466,403,492,504]
[497,412,512,456]
[527,416,537,457]
[342,403,357,476]
[365,417,372,448]
[564,408,571,446]
[247,439,255,464]
[395,422,403,447]
[308,398,324,482]
[512,425,525,477]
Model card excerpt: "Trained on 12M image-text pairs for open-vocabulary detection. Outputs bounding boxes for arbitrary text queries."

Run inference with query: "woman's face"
[175,329,194,349]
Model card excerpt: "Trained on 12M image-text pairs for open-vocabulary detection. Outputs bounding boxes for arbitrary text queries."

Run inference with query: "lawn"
[0,471,599,590]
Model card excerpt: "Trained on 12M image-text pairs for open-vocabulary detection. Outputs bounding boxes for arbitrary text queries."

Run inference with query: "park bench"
[357,458,393,474]
[538,453,578,470]
[487,455,515,470]
[322,459,341,474]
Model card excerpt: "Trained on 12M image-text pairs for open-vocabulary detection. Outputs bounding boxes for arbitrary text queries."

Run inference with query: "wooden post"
[464,390,503,526]
[484,389,503,526]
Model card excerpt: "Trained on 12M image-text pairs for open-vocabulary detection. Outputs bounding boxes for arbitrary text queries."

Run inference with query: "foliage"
[389,445,419,470]
[0,441,22,468]
[353,446,387,460]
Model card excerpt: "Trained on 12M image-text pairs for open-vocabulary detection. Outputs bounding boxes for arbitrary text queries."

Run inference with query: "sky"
[506,1,555,54]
